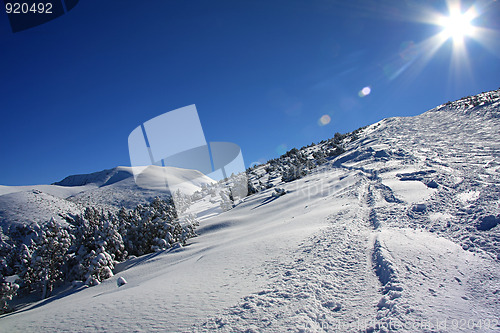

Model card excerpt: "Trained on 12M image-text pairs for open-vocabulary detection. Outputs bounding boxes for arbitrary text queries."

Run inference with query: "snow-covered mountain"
[53,166,135,187]
[0,166,215,230]
[61,166,216,211]
[1,89,499,332]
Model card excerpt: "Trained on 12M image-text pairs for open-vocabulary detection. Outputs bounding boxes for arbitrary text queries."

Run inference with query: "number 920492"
[5,2,53,14]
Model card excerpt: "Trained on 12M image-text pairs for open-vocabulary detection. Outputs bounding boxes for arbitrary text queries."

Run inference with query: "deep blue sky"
[1,0,499,185]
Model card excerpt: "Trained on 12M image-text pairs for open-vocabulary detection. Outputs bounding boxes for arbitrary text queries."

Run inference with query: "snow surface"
[0,190,82,228]
[0,166,215,229]
[0,184,95,198]
[1,90,499,332]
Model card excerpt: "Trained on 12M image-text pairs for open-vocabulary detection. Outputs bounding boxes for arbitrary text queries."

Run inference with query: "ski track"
[195,167,500,332]
[194,175,384,332]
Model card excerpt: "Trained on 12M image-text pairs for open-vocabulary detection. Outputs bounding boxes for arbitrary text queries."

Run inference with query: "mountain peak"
[52,167,133,187]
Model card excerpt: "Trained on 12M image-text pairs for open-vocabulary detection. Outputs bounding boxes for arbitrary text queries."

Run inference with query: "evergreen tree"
[67,208,125,285]
[123,197,193,255]
[333,132,345,144]
[172,189,191,214]
[26,219,72,298]
[219,191,234,212]
[247,178,258,196]
[282,164,306,182]
[229,173,248,199]
[0,274,18,313]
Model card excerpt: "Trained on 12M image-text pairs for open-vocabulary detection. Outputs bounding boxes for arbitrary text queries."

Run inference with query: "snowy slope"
[54,165,215,192]
[65,166,215,210]
[1,90,499,332]
[0,166,215,228]
[0,190,82,229]
[0,184,95,198]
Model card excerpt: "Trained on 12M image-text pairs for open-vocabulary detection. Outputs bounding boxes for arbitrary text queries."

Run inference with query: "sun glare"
[377,0,498,89]
[439,9,475,43]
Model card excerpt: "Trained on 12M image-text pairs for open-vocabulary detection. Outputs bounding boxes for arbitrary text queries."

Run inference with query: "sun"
[438,9,475,43]
[380,0,499,85]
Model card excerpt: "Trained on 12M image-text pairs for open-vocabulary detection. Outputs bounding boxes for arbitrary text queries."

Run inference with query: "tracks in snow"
[194,173,405,332]
[196,168,500,332]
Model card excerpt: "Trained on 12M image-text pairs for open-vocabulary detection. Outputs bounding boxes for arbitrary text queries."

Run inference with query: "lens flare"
[249,161,264,168]
[318,114,331,126]
[399,41,418,61]
[358,86,371,97]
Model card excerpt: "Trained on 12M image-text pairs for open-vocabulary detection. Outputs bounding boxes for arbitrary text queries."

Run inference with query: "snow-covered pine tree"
[333,132,345,144]
[281,164,305,182]
[172,189,192,214]
[26,219,72,298]
[123,197,189,255]
[219,191,234,212]
[265,176,274,189]
[15,243,33,291]
[229,173,248,200]
[67,208,125,286]
[328,145,345,157]
[247,177,258,196]
[0,273,18,313]
[175,213,198,246]
[0,230,19,312]
[83,247,115,286]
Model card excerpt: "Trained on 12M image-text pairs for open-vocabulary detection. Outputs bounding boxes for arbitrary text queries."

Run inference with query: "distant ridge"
[53,167,133,187]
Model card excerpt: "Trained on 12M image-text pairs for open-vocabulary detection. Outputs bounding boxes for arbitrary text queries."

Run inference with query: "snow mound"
[117,277,127,287]
[132,165,216,193]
